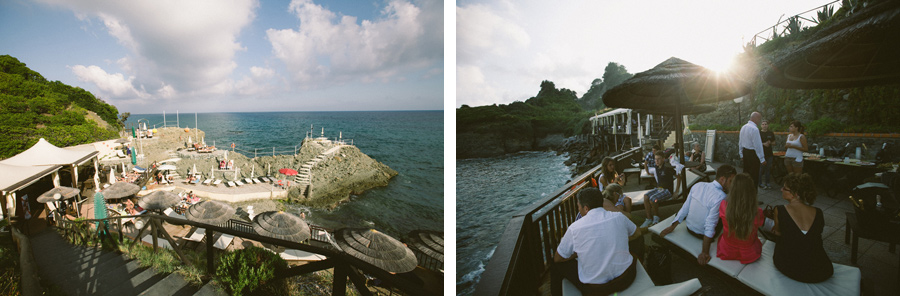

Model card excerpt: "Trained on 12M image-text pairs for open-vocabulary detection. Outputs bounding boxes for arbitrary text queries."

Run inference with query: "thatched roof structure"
[335,228,417,273]
[185,200,234,225]
[252,211,311,242]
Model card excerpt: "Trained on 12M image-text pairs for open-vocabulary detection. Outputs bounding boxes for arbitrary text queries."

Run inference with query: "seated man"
[643,145,660,177]
[552,188,640,296]
[659,164,737,265]
[640,153,678,227]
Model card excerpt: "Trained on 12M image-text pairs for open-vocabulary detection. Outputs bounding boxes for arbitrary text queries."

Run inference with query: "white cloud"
[70,65,147,98]
[38,0,257,99]
[267,0,442,86]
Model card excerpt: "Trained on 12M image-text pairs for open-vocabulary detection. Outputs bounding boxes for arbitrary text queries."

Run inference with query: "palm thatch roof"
[335,228,417,273]
[185,200,234,226]
[407,230,443,263]
[764,0,900,89]
[252,211,311,242]
[603,57,750,112]
[100,182,140,200]
[37,186,80,203]
[138,190,180,211]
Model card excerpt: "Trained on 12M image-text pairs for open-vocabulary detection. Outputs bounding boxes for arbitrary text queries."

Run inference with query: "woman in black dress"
[772,173,833,283]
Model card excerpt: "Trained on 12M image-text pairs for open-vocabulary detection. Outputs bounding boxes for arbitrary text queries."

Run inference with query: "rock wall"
[456,132,534,158]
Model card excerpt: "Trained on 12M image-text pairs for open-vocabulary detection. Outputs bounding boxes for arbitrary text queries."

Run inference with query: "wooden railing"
[55,214,428,296]
[475,147,643,295]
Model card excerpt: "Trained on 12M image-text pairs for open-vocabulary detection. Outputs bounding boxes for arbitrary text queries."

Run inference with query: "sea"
[125,111,443,238]
[456,151,572,295]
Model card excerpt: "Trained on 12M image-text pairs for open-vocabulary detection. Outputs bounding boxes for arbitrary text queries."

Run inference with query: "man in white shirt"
[739,112,766,187]
[552,188,640,295]
[659,165,737,266]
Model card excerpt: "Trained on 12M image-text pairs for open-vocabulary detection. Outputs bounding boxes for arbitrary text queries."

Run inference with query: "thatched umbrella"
[115,138,130,144]
[603,57,750,191]
[138,191,180,211]
[101,182,140,200]
[407,230,444,264]
[334,228,417,273]
[185,200,234,226]
[764,0,900,89]
[37,187,80,203]
[252,211,311,242]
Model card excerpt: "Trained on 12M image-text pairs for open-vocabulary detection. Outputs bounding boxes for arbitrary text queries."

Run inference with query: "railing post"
[333,262,349,296]
[206,229,215,276]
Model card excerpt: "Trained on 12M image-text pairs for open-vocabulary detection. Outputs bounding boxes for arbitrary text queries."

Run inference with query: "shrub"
[216,246,288,296]
[806,116,841,137]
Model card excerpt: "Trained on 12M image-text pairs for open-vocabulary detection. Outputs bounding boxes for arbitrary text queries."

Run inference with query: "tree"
[118,112,131,127]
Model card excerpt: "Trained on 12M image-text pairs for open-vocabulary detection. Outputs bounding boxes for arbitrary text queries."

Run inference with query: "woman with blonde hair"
[716,173,765,263]
[602,183,631,218]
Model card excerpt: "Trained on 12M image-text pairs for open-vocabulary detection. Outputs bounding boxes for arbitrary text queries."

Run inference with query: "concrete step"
[139,273,197,296]
[41,251,121,281]
[100,268,167,296]
[193,281,228,296]
[62,257,143,295]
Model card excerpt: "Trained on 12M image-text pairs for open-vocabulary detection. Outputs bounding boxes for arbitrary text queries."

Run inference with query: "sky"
[456,0,836,107]
[0,0,444,113]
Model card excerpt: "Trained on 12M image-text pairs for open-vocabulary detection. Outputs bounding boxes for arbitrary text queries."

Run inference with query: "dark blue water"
[125,111,443,237]
[456,152,571,295]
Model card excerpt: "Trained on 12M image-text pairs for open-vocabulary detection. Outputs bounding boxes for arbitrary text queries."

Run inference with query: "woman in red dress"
[717,173,764,263]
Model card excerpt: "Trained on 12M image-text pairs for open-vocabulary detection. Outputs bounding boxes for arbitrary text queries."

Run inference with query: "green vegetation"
[0,55,123,159]
[216,246,288,296]
[0,220,20,296]
[458,80,591,140]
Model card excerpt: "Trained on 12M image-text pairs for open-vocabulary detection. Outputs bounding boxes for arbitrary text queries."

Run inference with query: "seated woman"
[602,184,631,218]
[598,157,632,212]
[773,173,833,283]
[687,143,706,170]
[717,173,764,263]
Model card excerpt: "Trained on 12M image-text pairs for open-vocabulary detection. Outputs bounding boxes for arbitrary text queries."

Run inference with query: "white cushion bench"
[562,258,702,296]
[648,214,861,295]
[625,169,706,208]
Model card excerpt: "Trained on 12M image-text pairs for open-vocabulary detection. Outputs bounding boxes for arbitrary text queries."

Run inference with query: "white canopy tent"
[0,163,61,220]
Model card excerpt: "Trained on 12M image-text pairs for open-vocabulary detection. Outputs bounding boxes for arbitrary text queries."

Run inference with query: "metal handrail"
[749,1,841,46]
[475,147,642,295]
[56,214,428,296]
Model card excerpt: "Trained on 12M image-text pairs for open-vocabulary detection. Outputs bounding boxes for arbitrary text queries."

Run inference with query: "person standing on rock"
[739,112,766,187]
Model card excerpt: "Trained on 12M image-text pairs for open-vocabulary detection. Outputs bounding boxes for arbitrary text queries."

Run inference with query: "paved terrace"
[537,161,898,296]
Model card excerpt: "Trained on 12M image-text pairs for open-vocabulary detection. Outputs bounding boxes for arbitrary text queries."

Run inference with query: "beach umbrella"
[603,57,750,192]
[251,166,255,178]
[334,228,417,273]
[138,191,180,211]
[764,0,900,89]
[192,164,197,176]
[185,200,234,226]
[109,166,116,184]
[279,168,298,176]
[101,182,140,200]
[115,138,130,144]
[407,230,444,265]
[252,211,311,242]
[37,187,80,203]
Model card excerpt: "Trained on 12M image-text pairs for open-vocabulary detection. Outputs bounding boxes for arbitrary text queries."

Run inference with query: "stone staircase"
[29,229,225,296]
[293,145,344,197]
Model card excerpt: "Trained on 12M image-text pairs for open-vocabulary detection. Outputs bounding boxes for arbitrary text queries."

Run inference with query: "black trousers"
[743,148,761,187]
[551,256,637,296]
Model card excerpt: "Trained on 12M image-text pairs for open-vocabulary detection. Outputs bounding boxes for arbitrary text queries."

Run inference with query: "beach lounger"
[203,179,212,185]
[255,177,266,183]
[235,180,244,186]
[163,208,186,220]
[183,228,206,243]
[226,181,235,187]
[243,178,254,184]
[116,150,127,158]
[141,234,173,250]
[213,179,222,186]
[252,178,261,184]
[279,249,326,261]
[213,233,235,250]
[562,257,702,296]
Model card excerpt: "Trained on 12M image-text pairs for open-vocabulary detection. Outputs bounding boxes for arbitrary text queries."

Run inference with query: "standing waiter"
[739,112,766,187]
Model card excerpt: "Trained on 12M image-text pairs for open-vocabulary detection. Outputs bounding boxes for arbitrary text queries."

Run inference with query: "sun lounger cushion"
[163,208,186,220]
[623,189,652,206]
[235,180,244,186]
[649,214,763,277]
[213,179,222,185]
[562,260,702,296]
[203,179,212,185]
[640,169,654,181]
[141,235,173,250]
[279,249,326,261]
[184,228,206,243]
[214,233,234,250]
[116,150,127,158]
[736,241,860,296]
[226,181,235,187]
[243,178,253,184]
